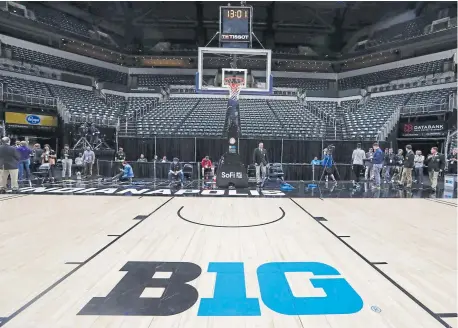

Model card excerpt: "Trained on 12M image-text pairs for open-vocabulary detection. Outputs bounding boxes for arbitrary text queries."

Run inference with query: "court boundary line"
[177,206,285,228]
[0,197,175,328]
[290,198,452,328]
[0,194,28,202]
[424,198,458,207]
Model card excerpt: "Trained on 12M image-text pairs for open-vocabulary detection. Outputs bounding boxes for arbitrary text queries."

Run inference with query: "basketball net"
[225,77,244,101]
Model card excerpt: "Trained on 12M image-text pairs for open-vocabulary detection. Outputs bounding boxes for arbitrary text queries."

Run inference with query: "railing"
[377,106,401,141]
[444,129,457,170]
[56,98,70,123]
[126,100,159,122]
[4,91,57,107]
[0,120,5,136]
[67,112,119,127]
[304,102,336,127]
[96,160,363,182]
[399,101,449,116]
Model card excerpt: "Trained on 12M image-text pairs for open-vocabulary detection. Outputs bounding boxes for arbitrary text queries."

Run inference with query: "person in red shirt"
[201,155,214,178]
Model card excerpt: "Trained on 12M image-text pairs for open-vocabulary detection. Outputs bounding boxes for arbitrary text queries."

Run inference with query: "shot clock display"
[220,6,252,47]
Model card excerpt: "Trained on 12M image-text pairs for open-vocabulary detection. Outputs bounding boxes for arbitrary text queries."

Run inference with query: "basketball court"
[0,194,456,328]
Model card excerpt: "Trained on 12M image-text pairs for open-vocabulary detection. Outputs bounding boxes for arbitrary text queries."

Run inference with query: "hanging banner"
[5,112,58,127]
[400,121,446,137]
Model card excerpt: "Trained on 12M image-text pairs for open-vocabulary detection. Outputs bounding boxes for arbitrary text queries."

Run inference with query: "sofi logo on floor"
[78,261,363,317]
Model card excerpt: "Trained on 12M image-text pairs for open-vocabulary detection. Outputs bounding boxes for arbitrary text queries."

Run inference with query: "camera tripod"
[73,137,92,150]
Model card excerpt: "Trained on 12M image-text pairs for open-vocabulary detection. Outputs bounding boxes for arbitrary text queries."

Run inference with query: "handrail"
[4,91,57,107]
[126,99,159,122]
[399,101,449,115]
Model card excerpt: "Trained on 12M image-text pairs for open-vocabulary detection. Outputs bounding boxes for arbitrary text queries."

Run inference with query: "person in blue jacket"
[120,161,134,181]
[371,142,384,189]
[322,152,336,183]
[106,161,134,182]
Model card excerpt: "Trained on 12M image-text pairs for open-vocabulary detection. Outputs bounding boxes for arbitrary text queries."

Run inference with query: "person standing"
[425,147,445,192]
[41,145,56,182]
[61,144,72,179]
[82,146,96,177]
[414,150,425,186]
[371,143,384,189]
[351,143,365,186]
[448,148,457,174]
[0,137,21,193]
[32,143,43,174]
[17,141,32,180]
[400,145,414,189]
[384,148,396,183]
[322,151,336,183]
[365,148,374,180]
[253,142,268,185]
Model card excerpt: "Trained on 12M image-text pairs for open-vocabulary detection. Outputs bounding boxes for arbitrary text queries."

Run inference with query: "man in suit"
[253,142,268,185]
[0,137,21,193]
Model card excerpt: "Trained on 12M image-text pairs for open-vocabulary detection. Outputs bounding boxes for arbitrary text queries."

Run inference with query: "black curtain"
[196,138,227,163]
[238,139,282,165]
[118,137,389,165]
[282,140,323,163]
[118,137,155,161]
[155,137,195,162]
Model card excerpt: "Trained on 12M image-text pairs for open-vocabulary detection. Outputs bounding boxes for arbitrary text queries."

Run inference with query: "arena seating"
[238,99,288,138]
[133,98,199,136]
[126,96,160,118]
[405,88,454,106]
[267,100,326,139]
[0,75,52,96]
[26,2,91,38]
[273,77,329,90]
[49,85,116,121]
[8,45,127,84]
[175,98,227,136]
[343,94,410,139]
[339,59,446,90]
[136,75,195,87]
[367,15,435,48]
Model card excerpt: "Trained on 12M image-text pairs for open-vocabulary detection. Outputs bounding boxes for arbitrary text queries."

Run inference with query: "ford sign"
[26,115,41,125]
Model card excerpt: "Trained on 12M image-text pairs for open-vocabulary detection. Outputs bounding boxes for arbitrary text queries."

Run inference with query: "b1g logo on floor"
[78,261,363,317]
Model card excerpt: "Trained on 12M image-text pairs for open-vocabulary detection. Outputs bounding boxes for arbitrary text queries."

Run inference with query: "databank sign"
[78,261,363,317]
[400,121,446,137]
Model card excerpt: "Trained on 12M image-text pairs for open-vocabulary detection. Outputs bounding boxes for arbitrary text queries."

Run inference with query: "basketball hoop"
[224,76,244,101]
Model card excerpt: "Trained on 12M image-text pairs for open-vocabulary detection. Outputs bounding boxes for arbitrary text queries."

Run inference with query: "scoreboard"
[219,6,252,48]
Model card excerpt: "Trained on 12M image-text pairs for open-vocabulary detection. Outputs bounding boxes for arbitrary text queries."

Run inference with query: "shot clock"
[219,6,252,47]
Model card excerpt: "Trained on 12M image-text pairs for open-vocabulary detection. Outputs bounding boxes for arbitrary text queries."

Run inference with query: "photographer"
[168,157,184,186]
[106,161,134,182]
[322,147,336,183]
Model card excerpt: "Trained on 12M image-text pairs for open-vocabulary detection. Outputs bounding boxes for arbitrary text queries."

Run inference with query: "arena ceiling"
[67,1,420,55]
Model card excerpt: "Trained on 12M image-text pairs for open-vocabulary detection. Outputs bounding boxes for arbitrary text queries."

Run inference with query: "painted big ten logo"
[78,261,363,317]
